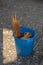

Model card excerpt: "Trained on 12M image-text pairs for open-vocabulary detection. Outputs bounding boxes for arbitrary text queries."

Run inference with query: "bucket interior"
[20,26,36,38]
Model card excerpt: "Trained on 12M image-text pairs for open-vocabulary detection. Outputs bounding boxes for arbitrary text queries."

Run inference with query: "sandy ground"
[3,28,17,64]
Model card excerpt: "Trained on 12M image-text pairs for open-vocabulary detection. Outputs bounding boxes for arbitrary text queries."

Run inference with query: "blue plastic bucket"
[13,26,36,56]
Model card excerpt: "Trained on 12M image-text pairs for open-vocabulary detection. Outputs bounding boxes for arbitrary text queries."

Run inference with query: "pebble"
[3,48,5,50]
[18,59,20,61]
[12,64,14,65]
[7,54,9,57]
[20,16,22,20]
[42,38,43,40]
[18,62,22,64]
[35,63,38,65]
[9,50,11,53]
[33,55,36,58]
[13,50,15,52]
[36,51,39,53]
[12,43,15,46]
[9,25,11,28]
[10,30,12,33]
[3,31,6,34]
[20,57,22,60]
[15,60,18,63]
[1,22,3,24]
[0,28,2,30]
[12,64,13,65]
[14,5,16,7]
[11,52,14,54]
[3,41,6,44]
[7,46,10,48]
[6,31,8,34]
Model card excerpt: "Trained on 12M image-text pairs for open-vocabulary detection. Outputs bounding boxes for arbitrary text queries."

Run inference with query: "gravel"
[0,0,43,65]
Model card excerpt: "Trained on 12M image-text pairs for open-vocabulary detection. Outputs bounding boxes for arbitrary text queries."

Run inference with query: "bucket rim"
[12,29,37,41]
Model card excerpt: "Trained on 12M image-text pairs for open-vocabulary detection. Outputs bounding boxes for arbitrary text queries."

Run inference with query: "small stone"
[9,50,11,53]
[14,5,16,7]
[35,63,38,65]
[13,51,14,52]
[12,64,14,65]
[33,55,36,57]
[6,31,8,34]
[42,38,43,40]
[19,57,22,59]
[13,43,14,46]
[0,28,2,30]
[18,62,22,64]
[11,52,13,54]
[8,46,10,48]
[7,55,9,57]
[18,59,20,61]
[10,30,12,33]
[36,51,39,53]
[20,16,22,20]
[3,48,5,50]
[3,31,6,34]
[1,22,3,24]
[15,60,18,63]
[3,41,6,44]
[9,25,11,28]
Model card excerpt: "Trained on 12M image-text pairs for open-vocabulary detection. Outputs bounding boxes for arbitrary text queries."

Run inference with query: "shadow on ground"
[0,27,3,65]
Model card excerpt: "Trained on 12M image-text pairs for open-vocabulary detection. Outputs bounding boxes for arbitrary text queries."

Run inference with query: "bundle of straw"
[11,15,32,39]
[12,15,21,38]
